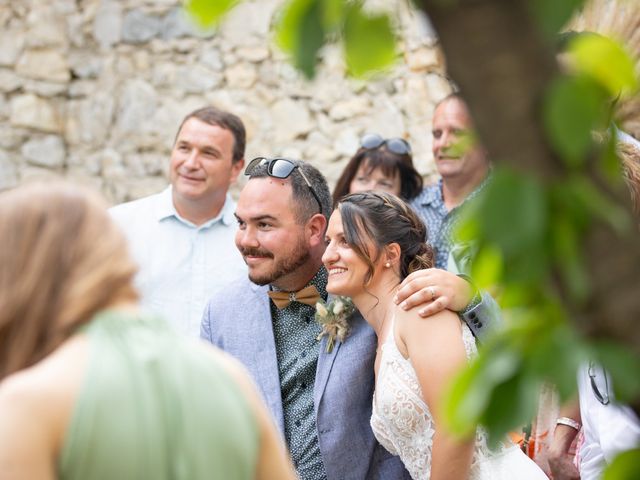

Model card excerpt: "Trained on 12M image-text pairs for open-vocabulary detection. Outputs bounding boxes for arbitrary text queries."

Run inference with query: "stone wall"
[0,0,452,203]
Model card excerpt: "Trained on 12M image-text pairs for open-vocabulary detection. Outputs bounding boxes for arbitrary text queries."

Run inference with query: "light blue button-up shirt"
[110,187,246,337]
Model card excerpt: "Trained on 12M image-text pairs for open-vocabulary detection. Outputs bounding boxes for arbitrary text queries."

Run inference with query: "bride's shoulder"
[395,305,461,332]
[395,306,464,353]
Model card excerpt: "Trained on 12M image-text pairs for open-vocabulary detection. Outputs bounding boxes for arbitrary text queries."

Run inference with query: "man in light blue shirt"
[111,107,246,336]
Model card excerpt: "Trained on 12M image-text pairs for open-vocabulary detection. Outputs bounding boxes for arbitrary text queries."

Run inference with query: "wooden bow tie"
[267,285,321,309]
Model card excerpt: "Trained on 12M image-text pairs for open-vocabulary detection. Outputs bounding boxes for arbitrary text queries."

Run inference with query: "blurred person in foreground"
[0,183,295,480]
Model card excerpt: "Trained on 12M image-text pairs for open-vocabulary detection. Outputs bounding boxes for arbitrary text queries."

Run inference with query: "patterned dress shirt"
[270,268,329,480]
[409,178,487,270]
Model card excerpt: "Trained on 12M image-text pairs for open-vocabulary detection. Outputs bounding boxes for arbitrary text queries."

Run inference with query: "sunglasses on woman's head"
[360,133,412,156]
[244,157,323,215]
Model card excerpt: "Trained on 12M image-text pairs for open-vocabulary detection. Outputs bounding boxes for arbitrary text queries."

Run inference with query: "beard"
[241,238,311,286]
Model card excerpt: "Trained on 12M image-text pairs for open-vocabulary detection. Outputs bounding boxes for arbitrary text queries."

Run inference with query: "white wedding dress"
[371,321,548,479]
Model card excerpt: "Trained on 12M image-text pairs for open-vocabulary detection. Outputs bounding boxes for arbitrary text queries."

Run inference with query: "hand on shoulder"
[395,268,475,317]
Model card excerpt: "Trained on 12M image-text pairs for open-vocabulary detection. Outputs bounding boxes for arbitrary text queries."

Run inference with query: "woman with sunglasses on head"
[334,135,500,344]
[0,182,296,480]
[332,133,423,206]
[322,190,548,480]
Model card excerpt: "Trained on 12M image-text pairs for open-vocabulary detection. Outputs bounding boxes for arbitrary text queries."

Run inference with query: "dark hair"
[248,159,332,225]
[332,146,423,206]
[337,191,434,284]
[175,106,246,164]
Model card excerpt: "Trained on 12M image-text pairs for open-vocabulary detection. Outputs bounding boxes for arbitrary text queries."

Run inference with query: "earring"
[385,262,391,268]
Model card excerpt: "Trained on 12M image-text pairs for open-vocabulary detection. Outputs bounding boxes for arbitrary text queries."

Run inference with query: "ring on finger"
[428,286,436,301]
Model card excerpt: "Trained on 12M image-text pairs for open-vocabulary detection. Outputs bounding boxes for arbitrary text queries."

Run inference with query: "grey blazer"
[200,275,411,480]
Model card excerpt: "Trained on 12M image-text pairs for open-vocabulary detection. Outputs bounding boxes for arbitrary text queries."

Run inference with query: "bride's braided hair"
[336,191,434,284]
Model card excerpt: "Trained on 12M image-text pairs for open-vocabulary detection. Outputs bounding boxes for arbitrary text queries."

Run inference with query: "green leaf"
[444,357,489,436]
[529,324,585,400]
[528,0,586,38]
[184,0,239,27]
[276,0,325,78]
[481,369,540,448]
[444,345,520,436]
[570,34,639,96]
[599,131,625,186]
[322,0,344,32]
[442,129,479,159]
[343,5,397,77]
[603,448,640,480]
[550,209,590,302]
[480,170,547,255]
[470,244,503,289]
[568,175,631,234]
[543,75,607,165]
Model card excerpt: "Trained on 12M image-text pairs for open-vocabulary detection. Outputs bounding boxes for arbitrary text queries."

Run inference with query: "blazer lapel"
[313,293,347,410]
[314,333,342,410]
[248,282,285,432]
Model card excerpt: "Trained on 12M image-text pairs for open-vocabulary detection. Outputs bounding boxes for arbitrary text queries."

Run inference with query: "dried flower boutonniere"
[315,296,355,353]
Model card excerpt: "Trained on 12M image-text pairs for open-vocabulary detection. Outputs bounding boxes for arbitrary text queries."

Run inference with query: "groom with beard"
[200,157,411,480]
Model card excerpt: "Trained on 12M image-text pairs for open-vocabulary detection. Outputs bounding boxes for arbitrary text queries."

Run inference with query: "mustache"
[239,247,274,258]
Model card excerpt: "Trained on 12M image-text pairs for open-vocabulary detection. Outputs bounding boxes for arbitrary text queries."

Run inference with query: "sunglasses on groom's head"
[244,157,323,215]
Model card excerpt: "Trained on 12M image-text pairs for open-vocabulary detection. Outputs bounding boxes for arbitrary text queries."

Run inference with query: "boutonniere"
[315,296,355,353]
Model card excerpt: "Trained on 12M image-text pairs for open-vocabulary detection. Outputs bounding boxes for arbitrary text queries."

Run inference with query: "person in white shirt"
[111,106,247,336]
[577,362,640,479]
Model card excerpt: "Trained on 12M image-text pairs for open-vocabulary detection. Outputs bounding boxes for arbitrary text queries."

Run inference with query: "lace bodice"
[370,320,509,480]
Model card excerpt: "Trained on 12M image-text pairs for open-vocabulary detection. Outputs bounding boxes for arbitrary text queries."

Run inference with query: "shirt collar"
[155,186,236,227]
[416,179,444,207]
[270,266,329,300]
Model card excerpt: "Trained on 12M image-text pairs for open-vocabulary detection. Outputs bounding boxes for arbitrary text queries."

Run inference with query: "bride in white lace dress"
[322,191,547,480]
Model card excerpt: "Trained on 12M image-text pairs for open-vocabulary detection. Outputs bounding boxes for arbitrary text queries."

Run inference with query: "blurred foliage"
[184,0,640,476]
[529,0,587,38]
[449,20,640,478]
[187,0,399,79]
[184,0,239,26]
[603,448,640,480]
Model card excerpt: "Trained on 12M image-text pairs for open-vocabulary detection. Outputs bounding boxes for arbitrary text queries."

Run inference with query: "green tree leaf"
[481,368,540,448]
[276,0,326,78]
[543,75,607,166]
[322,0,344,32]
[528,0,586,38]
[568,175,631,234]
[444,344,521,437]
[479,170,548,256]
[184,0,239,27]
[570,34,639,97]
[470,244,503,289]
[603,448,640,480]
[343,5,397,77]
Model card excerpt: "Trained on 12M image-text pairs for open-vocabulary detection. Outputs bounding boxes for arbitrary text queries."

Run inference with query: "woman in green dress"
[0,182,296,480]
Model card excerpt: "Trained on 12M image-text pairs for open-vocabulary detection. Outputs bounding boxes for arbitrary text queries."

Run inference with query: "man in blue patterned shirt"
[410,93,490,270]
[397,94,496,335]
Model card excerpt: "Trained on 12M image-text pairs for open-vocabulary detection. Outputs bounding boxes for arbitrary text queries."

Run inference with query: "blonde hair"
[0,182,139,379]
[619,141,640,215]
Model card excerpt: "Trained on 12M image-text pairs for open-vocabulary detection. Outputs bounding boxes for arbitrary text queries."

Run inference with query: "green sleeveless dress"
[58,310,259,480]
